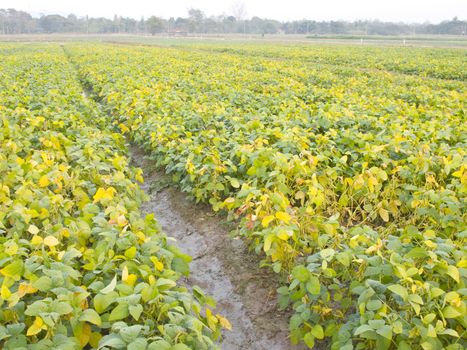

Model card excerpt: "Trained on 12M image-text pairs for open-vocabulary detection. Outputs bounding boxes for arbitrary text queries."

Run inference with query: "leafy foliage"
[67,42,467,349]
[0,45,225,349]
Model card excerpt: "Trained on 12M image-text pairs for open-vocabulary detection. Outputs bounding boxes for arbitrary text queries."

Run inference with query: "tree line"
[1,8,466,36]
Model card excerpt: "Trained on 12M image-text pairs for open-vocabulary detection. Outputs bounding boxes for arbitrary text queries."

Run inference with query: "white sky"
[1,0,466,22]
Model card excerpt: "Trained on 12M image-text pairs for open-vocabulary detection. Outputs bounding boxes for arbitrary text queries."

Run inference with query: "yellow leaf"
[39,175,50,187]
[206,308,218,330]
[28,225,39,235]
[263,233,274,253]
[93,187,116,204]
[18,283,38,298]
[44,235,59,247]
[135,169,144,183]
[73,322,91,348]
[27,317,45,336]
[31,235,43,245]
[89,332,102,348]
[277,229,292,241]
[117,214,128,227]
[275,211,291,224]
[125,246,137,259]
[1,285,11,299]
[261,215,275,228]
[150,256,164,271]
[119,123,130,133]
[125,274,137,286]
[5,241,18,256]
[122,266,129,282]
[379,208,389,222]
[216,314,232,330]
[135,231,146,243]
[61,228,71,238]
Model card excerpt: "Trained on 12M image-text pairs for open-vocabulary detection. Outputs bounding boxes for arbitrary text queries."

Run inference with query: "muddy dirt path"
[130,144,306,350]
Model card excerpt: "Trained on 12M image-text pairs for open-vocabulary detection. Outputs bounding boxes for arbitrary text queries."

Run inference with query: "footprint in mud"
[130,144,308,350]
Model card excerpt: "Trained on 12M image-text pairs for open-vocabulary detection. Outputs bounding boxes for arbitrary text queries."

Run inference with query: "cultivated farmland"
[0,42,466,349]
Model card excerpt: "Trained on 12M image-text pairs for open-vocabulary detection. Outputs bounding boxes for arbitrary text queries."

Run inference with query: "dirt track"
[130,144,306,350]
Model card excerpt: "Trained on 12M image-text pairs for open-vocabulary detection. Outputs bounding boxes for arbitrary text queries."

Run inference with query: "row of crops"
[0,45,227,349]
[66,43,466,349]
[161,43,467,81]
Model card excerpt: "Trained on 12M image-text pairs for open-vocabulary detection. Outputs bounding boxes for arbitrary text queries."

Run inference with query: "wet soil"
[130,144,306,350]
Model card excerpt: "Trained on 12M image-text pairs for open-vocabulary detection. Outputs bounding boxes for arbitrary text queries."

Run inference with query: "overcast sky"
[2,0,466,22]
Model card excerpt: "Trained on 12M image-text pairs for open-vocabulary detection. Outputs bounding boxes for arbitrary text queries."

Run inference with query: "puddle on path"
[130,144,307,350]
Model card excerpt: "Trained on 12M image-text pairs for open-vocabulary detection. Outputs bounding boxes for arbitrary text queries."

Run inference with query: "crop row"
[67,43,466,349]
[195,43,467,81]
[0,45,226,350]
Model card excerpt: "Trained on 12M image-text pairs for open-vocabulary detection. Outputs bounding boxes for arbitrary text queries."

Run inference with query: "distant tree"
[0,8,35,34]
[174,17,189,33]
[187,8,205,33]
[146,16,165,35]
[0,7,466,36]
[222,15,236,33]
[39,14,68,33]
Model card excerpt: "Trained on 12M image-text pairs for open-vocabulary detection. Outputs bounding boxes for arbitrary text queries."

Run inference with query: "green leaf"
[79,309,102,326]
[366,299,382,311]
[172,257,189,276]
[387,284,408,300]
[442,306,462,319]
[98,334,126,349]
[306,276,321,295]
[120,325,143,343]
[25,301,47,316]
[0,260,23,280]
[405,247,428,259]
[108,303,129,322]
[172,344,192,350]
[446,265,460,283]
[303,332,315,348]
[128,338,148,350]
[427,324,436,338]
[408,294,424,305]
[354,325,373,336]
[52,301,73,315]
[32,276,53,292]
[430,287,444,299]
[263,233,274,252]
[397,341,411,350]
[311,324,324,340]
[147,340,172,350]
[230,178,240,188]
[393,321,403,334]
[440,329,459,337]
[319,248,335,260]
[100,275,117,294]
[376,325,392,340]
[155,278,176,289]
[336,252,350,267]
[94,291,118,313]
[129,304,143,321]
[422,313,436,324]
[292,265,309,283]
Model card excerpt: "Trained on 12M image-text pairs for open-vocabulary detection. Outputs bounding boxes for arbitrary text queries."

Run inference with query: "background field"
[1,33,467,48]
